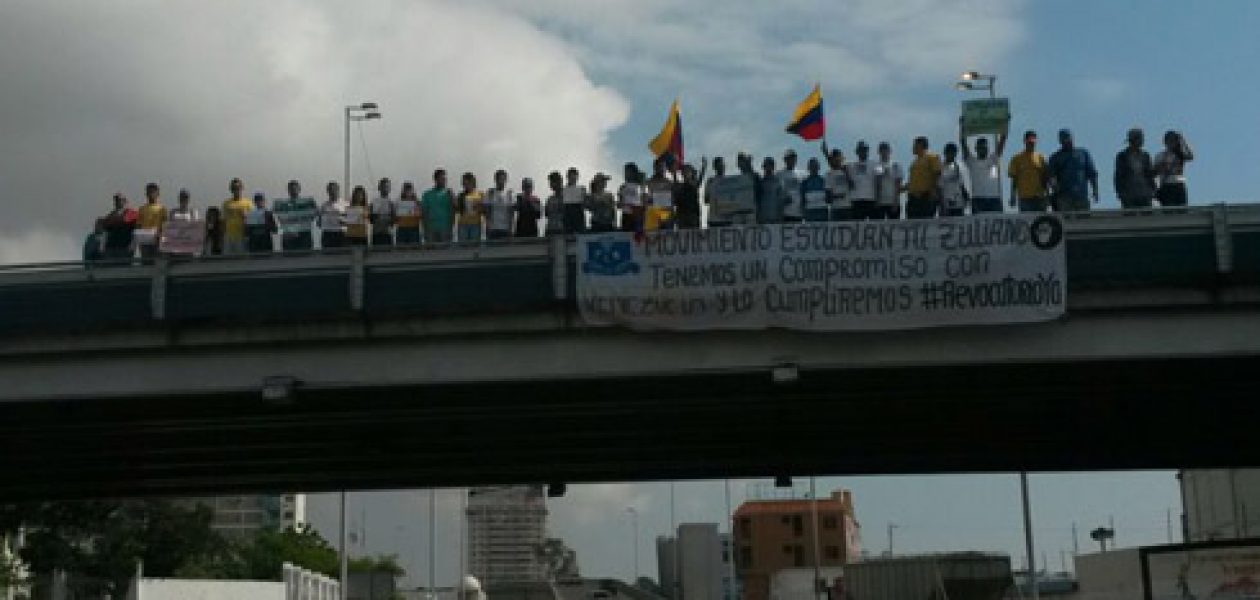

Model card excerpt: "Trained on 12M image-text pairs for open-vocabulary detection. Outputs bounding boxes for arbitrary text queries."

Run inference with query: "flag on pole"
[648,99,684,166]
[785,84,826,141]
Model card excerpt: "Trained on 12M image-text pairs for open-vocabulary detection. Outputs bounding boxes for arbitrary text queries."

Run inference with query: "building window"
[793,545,805,567]
[739,546,753,569]
[823,516,838,530]
[783,545,793,555]
[825,546,840,560]
[793,515,804,537]
[781,515,791,525]
[739,517,752,539]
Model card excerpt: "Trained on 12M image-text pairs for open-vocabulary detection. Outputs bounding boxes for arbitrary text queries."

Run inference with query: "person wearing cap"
[1047,128,1099,212]
[276,180,316,251]
[846,141,878,219]
[1154,130,1194,209]
[244,192,278,253]
[960,117,1008,214]
[515,178,542,238]
[801,157,829,222]
[1114,128,1156,211]
[618,163,646,232]
[101,193,138,262]
[1008,131,1049,212]
[221,178,253,255]
[585,173,618,233]
[370,177,396,247]
[318,181,348,249]
[395,181,423,245]
[168,189,200,222]
[905,136,942,219]
[777,150,804,223]
[484,170,515,240]
[873,142,904,220]
[135,182,167,263]
[676,158,707,230]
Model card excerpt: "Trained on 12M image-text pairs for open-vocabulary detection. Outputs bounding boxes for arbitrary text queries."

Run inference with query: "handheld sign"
[709,174,757,222]
[273,197,318,234]
[961,98,1011,137]
[159,220,206,255]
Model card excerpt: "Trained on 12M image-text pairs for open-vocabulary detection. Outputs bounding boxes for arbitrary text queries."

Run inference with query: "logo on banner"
[582,238,640,276]
[1030,216,1064,250]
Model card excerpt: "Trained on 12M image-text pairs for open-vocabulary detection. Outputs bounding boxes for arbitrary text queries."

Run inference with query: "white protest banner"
[158,219,206,255]
[273,197,318,234]
[577,215,1066,331]
[709,174,757,222]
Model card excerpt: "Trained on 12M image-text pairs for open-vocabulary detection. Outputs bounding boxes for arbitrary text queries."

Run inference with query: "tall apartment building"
[656,524,732,600]
[183,494,306,538]
[732,490,860,600]
[466,486,549,586]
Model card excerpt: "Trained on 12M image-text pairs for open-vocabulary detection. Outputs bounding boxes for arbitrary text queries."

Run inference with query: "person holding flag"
[649,99,684,169]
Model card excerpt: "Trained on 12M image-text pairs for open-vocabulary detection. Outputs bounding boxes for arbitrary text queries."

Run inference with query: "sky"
[0,0,1251,588]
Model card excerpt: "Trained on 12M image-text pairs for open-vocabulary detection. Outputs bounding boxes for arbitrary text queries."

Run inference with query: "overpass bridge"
[1,206,1259,499]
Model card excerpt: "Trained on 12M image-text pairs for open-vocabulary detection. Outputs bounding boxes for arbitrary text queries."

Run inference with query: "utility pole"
[339,492,349,600]
[810,476,822,600]
[1020,473,1040,600]
[1071,522,1079,555]
[887,523,898,556]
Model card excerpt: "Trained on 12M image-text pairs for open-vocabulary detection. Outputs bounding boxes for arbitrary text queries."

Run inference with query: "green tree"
[0,499,224,596]
[349,553,406,576]
[232,525,340,580]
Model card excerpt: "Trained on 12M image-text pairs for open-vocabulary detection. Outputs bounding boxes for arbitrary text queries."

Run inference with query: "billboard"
[1143,540,1260,600]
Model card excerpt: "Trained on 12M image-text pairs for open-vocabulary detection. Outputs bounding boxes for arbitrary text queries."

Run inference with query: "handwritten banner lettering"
[577,216,1066,331]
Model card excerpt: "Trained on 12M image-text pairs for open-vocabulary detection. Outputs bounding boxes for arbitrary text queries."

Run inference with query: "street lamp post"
[626,507,640,584]
[344,102,382,193]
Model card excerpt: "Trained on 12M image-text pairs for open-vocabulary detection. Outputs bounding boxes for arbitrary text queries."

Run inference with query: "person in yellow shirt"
[456,172,484,243]
[135,182,167,263]
[221,178,253,255]
[904,136,941,219]
[1007,130,1049,212]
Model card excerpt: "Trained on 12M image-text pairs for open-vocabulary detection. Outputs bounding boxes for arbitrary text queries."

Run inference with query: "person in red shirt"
[101,193,138,262]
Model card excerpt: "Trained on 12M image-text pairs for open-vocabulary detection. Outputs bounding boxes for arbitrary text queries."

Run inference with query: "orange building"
[732,490,860,600]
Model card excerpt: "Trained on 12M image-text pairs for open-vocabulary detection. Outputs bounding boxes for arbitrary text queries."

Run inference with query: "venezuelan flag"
[649,100,684,166]
[785,84,826,141]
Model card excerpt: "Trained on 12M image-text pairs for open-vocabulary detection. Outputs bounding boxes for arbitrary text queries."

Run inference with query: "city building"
[1180,469,1260,541]
[656,524,729,600]
[182,494,306,538]
[732,489,860,600]
[466,486,549,587]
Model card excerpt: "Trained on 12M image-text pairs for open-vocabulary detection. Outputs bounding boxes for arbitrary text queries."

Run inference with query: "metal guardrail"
[0,204,1257,328]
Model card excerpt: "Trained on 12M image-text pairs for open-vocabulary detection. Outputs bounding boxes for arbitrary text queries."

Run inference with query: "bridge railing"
[0,204,1258,337]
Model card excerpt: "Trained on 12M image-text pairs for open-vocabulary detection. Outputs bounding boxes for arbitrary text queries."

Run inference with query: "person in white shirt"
[370,177,396,247]
[318,181,348,249]
[484,169,515,240]
[777,149,804,223]
[168,189,200,222]
[960,119,1008,213]
[824,148,852,221]
[245,192,277,253]
[618,163,646,232]
[874,142,904,220]
[395,182,423,245]
[938,143,969,217]
[846,141,878,219]
[562,167,587,234]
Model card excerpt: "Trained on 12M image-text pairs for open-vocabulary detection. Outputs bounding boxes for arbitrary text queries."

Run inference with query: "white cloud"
[0,0,629,264]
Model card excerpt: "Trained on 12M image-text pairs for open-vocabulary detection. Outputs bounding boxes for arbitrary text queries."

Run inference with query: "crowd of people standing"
[88,122,1194,262]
